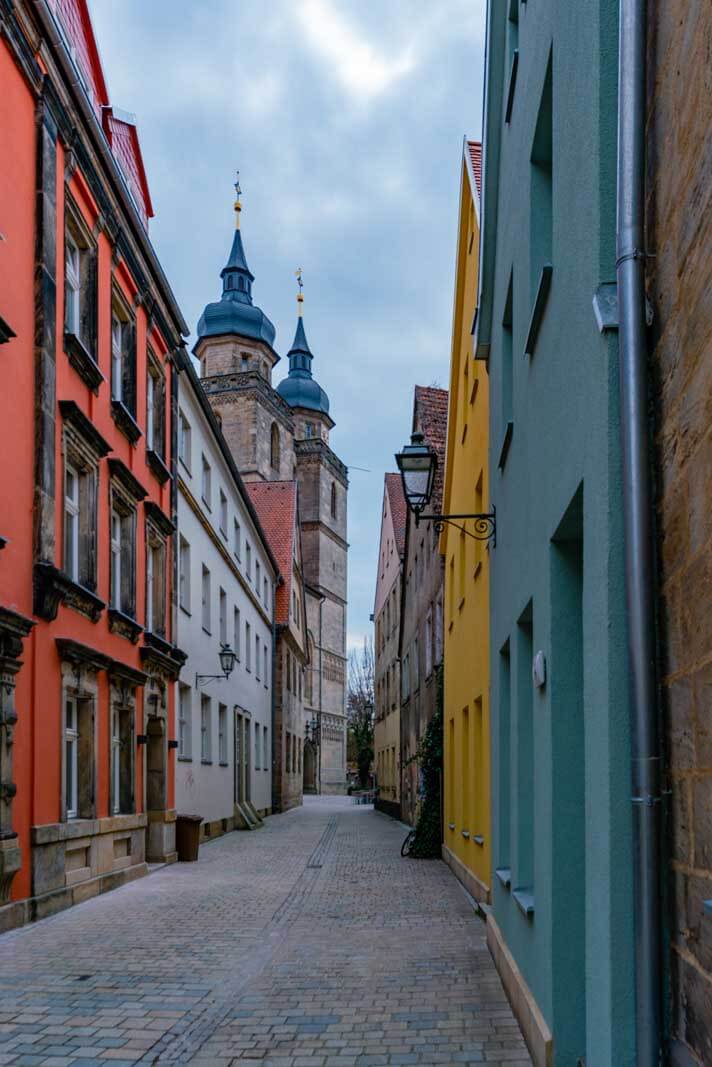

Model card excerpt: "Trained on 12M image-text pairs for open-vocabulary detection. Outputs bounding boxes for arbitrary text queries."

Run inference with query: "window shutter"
[79,467,98,590]
[80,247,98,358]
[122,321,137,415]
[155,373,166,459]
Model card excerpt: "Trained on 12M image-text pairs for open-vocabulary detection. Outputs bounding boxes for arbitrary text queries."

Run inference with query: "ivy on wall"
[405,665,443,858]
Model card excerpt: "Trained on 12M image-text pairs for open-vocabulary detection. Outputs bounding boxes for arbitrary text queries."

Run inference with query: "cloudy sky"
[89,0,486,653]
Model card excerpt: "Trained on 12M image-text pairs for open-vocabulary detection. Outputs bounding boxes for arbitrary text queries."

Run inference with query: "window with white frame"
[234,606,241,660]
[178,410,191,471]
[65,695,79,818]
[110,707,121,815]
[263,725,268,770]
[218,704,227,764]
[65,232,81,337]
[178,684,192,758]
[219,587,227,644]
[110,509,122,610]
[64,208,97,358]
[64,464,80,582]
[219,490,228,536]
[146,356,165,459]
[201,455,211,509]
[202,565,211,632]
[234,518,241,560]
[179,536,190,611]
[145,531,166,636]
[109,493,135,618]
[201,695,211,761]
[254,721,260,770]
[245,621,251,671]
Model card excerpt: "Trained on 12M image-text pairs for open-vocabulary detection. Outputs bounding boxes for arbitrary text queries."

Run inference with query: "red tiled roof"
[414,386,449,514]
[385,473,407,559]
[246,481,297,625]
[467,140,482,201]
[102,111,155,227]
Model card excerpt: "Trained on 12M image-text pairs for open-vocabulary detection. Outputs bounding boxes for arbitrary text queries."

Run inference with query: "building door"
[234,712,251,805]
[146,715,166,813]
[303,740,317,793]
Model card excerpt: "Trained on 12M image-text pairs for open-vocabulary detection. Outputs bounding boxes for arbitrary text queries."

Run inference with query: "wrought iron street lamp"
[395,432,496,544]
[195,644,237,689]
[305,715,320,746]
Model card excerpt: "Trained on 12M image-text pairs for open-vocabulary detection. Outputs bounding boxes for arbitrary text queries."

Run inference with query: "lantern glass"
[395,432,436,512]
[219,644,236,677]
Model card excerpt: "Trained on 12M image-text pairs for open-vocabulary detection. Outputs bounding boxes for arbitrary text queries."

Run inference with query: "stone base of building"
[0,812,153,935]
[486,911,553,1067]
[374,797,402,821]
[320,781,346,795]
[146,809,177,864]
[442,844,490,904]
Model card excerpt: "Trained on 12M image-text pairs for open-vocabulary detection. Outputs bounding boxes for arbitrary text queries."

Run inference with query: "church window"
[270,423,280,471]
[238,276,245,291]
[331,482,337,520]
[305,422,314,439]
[226,276,233,290]
[241,353,249,371]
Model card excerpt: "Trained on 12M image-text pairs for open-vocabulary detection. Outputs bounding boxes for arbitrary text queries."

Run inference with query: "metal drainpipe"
[616,1,662,1063]
[271,585,278,814]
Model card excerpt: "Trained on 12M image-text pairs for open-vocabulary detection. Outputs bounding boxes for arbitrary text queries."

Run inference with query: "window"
[110,509,122,610]
[305,422,314,439]
[246,542,252,582]
[65,232,81,337]
[110,703,134,815]
[402,652,410,701]
[286,731,292,773]
[286,650,291,693]
[219,490,228,536]
[179,684,192,758]
[146,531,166,636]
[234,607,241,660]
[64,464,80,582]
[234,519,241,560]
[255,561,261,600]
[146,358,165,459]
[254,721,260,770]
[425,609,433,678]
[530,54,553,300]
[270,422,280,470]
[264,642,269,688]
[110,297,136,415]
[218,704,227,764]
[435,589,444,665]
[413,636,420,691]
[64,212,97,359]
[298,738,302,773]
[264,577,269,605]
[331,481,337,520]
[263,725,268,770]
[179,536,191,611]
[501,271,514,459]
[65,696,79,819]
[255,634,261,682]
[246,621,251,670]
[201,695,211,762]
[178,410,191,471]
[219,588,227,644]
[201,455,211,509]
[202,565,211,632]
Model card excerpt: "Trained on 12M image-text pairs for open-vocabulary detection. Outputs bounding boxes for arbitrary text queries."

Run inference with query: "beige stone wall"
[647,6,712,1062]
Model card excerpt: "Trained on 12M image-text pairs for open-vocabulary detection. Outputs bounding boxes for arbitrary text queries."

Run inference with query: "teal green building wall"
[478,3,636,1064]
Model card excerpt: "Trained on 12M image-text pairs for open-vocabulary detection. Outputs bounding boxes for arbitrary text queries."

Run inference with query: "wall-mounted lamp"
[395,432,496,544]
[196,644,237,689]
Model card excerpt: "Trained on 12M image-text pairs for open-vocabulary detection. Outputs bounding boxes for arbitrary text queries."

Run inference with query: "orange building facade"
[0,0,188,930]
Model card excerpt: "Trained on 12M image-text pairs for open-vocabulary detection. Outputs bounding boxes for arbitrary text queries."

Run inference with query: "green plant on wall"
[405,665,443,858]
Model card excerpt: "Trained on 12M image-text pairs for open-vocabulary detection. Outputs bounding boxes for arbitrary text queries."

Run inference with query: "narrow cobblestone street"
[0,800,530,1066]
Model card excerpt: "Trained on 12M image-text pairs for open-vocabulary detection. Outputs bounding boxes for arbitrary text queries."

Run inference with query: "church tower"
[193,179,347,796]
[276,279,349,794]
[194,179,295,483]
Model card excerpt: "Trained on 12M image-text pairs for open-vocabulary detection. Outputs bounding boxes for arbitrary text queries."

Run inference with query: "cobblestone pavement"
[0,798,530,1066]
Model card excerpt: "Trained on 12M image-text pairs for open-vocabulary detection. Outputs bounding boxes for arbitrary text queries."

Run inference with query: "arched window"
[238,276,245,291]
[330,481,337,520]
[270,423,280,470]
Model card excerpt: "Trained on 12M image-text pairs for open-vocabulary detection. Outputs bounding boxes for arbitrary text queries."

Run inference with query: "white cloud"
[295,0,416,99]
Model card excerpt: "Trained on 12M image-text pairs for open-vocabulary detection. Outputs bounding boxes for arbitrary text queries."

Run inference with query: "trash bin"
[176,814,202,862]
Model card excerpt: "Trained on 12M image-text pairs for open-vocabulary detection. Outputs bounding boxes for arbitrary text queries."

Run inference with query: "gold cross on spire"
[233,170,242,229]
[296,267,304,314]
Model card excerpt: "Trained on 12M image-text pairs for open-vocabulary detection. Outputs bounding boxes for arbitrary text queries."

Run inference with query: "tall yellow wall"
[441,160,490,902]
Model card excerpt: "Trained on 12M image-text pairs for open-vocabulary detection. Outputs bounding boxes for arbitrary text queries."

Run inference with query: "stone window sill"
[495,867,511,889]
[64,331,103,393]
[498,421,514,471]
[108,607,143,644]
[505,49,519,124]
[513,888,535,917]
[0,313,16,344]
[201,759,213,766]
[146,448,170,486]
[177,756,192,763]
[111,399,142,445]
[525,264,553,358]
[33,562,104,623]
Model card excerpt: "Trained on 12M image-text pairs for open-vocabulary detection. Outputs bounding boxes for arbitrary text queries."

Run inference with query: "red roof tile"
[414,385,449,514]
[246,481,297,625]
[385,473,407,559]
[467,140,482,201]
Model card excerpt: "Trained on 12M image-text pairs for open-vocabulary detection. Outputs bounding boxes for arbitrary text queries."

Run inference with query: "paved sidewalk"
[0,798,530,1065]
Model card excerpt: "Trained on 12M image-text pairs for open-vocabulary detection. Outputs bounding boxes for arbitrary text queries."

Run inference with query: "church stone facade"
[194,194,347,799]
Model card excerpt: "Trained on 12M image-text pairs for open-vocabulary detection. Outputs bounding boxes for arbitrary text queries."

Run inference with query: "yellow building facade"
[441,140,490,903]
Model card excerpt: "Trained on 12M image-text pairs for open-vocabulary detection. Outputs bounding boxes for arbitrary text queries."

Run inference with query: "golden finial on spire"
[233,170,242,229]
[296,267,304,316]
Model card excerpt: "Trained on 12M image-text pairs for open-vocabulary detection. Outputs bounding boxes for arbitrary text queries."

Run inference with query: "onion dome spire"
[276,269,330,415]
[196,172,277,349]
